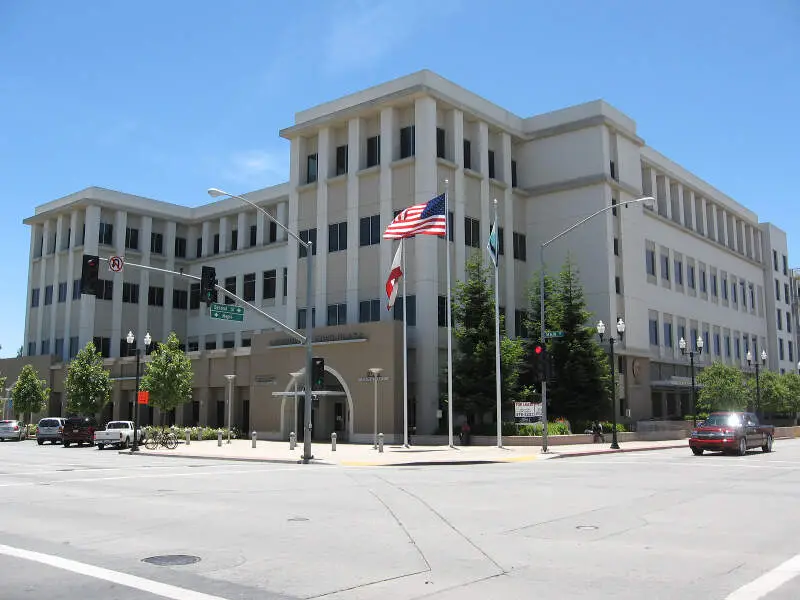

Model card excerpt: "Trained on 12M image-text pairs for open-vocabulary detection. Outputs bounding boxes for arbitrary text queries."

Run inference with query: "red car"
[689,411,774,456]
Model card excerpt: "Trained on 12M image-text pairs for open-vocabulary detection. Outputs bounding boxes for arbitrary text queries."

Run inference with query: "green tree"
[695,362,748,414]
[10,364,50,421]
[140,332,194,427]
[782,372,800,424]
[450,253,524,423]
[65,342,112,416]
[519,269,559,394]
[747,370,790,416]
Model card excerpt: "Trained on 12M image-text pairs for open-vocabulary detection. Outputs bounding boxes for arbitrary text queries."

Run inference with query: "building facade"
[15,69,793,437]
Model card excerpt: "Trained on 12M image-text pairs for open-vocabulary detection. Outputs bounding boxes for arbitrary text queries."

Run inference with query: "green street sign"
[210,303,245,322]
[545,330,565,339]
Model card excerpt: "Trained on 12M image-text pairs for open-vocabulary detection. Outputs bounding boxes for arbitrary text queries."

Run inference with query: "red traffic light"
[534,345,543,354]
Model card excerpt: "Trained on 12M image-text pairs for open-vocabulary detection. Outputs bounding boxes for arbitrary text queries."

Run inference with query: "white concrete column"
[201,221,211,257]
[700,197,709,238]
[346,117,361,325]
[730,216,739,253]
[35,220,51,351]
[686,189,696,231]
[277,201,288,242]
[219,216,229,253]
[24,225,39,354]
[501,132,516,325]
[237,212,247,250]
[663,175,672,220]
[163,221,177,335]
[78,206,101,349]
[315,127,331,320]
[452,109,466,283]
[187,225,199,258]
[287,138,302,328]
[650,169,657,209]
[49,215,64,351]
[478,121,491,248]
[110,210,127,356]
[137,216,153,345]
[256,210,266,246]
[62,210,79,360]
[379,107,396,322]
[413,96,439,434]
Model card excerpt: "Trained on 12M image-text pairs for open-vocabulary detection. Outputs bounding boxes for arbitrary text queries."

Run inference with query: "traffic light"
[312,357,325,390]
[80,254,100,295]
[530,342,549,383]
[200,266,217,305]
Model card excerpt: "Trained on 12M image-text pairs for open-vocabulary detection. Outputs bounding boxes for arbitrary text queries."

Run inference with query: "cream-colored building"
[13,69,793,438]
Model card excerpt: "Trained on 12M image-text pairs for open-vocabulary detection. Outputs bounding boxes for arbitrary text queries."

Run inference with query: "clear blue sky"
[1,0,798,357]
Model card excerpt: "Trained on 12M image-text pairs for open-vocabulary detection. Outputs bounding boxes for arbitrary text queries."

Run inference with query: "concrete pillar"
[451,109,466,283]
[62,210,79,360]
[110,210,127,356]
[163,221,177,335]
[478,121,491,249]
[35,220,51,350]
[663,174,672,220]
[78,205,101,349]
[49,214,64,353]
[315,127,330,321]
[501,131,516,325]
[237,212,246,250]
[287,137,302,328]
[346,117,361,325]
[379,107,396,322]
[219,216,229,254]
[201,221,211,257]
[137,216,153,347]
[277,202,288,242]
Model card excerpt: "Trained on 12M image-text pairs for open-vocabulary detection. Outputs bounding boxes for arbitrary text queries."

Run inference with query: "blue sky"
[1,0,798,357]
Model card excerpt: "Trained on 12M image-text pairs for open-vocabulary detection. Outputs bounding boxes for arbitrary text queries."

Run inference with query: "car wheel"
[691,447,703,456]
[37,439,44,446]
[97,444,104,450]
[762,435,773,453]
[63,441,70,448]
[738,437,747,456]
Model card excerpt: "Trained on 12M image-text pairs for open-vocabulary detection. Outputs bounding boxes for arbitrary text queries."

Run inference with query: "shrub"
[142,425,244,441]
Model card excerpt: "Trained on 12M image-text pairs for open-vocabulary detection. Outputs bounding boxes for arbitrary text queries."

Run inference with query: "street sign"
[108,256,124,272]
[137,391,149,405]
[545,330,565,339]
[210,303,245,322]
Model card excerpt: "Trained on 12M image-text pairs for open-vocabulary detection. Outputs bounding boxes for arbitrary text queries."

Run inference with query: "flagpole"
[401,237,409,448]
[445,179,454,448]
[493,199,502,448]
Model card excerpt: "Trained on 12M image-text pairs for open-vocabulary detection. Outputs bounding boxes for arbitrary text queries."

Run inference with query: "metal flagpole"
[445,179,454,448]
[401,237,409,448]
[493,199,502,448]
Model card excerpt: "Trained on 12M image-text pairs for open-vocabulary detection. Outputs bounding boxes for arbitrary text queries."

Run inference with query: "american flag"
[383,193,447,239]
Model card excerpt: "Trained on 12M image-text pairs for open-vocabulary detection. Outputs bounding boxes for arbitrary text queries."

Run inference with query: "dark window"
[31,288,39,307]
[514,310,528,338]
[359,299,380,323]
[664,322,673,347]
[393,295,416,325]
[299,228,317,258]
[785,283,790,305]
[125,227,139,250]
[464,217,480,248]
[773,249,778,271]
[661,255,670,280]
[463,139,472,170]
[615,276,621,294]
[700,269,707,293]
[488,150,496,179]
[173,289,188,310]
[328,222,347,252]
[399,125,415,159]
[190,283,200,309]
[93,336,111,358]
[711,274,718,296]
[496,226,504,255]
[297,307,316,329]
[269,221,277,243]
[688,265,696,289]
[436,127,446,159]
[649,319,659,345]
[99,222,113,245]
[721,277,727,299]
[438,295,450,327]
[224,277,236,305]
[243,273,256,302]
[283,268,287,297]
[614,238,619,256]
[58,282,67,303]
[783,254,788,276]
[307,153,318,184]
[445,211,454,242]
[511,160,518,187]
[610,160,617,180]
[230,230,238,251]
[646,249,656,276]
[213,234,220,254]
[612,197,618,216]
[327,303,347,326]
[72,279,81,300]
[196,237,202,258]
[97,279,113,301]
[148,286,164,307]
[151,232,164,254]
[513,232,526,261]
[44,285,53,305]
[366,135,380,167]
[335,144,348,176]
[675,260,683,285]
[122,282,139,304]
[175,237,187,258]
[250,224,257,247]
[263,270,276,300]
[55,338,64,357]
[359,215,380,246]
[69,337,79,358]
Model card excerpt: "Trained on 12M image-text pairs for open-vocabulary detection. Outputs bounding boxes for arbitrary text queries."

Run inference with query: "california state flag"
[385,243,403,310]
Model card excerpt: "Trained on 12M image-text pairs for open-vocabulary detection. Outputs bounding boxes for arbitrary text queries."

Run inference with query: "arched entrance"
[278,365,354,442]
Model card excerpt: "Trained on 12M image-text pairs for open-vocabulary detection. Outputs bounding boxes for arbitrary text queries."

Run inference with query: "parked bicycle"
[144,429,178,450]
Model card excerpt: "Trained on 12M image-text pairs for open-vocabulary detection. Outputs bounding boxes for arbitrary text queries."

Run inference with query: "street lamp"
[208,187,316,463]
[746,348,767,417]
[679,335,703,427]
[224,374,236,443]
[596,318,625,450]
[538,195,654,452]
[368,368,383,449]
[126,330,151,452]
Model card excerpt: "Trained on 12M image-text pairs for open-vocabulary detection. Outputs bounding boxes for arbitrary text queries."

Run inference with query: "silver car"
[37,417,66,445]
[0,420,27,441]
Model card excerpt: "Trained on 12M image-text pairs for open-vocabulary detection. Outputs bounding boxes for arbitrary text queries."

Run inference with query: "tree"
[450,253,524,423]
[10,364,50,421]
[747,370,790,416]
[695,362,748,414]
[782,372,800,424]
[140,332,193,427]
[519,269,559,394]
[65,342,112,416]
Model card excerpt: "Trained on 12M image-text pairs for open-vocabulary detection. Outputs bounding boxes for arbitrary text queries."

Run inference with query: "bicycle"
[144,429,178,450]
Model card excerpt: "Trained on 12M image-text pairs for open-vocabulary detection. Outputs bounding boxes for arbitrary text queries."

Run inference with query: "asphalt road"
[1,438,800,599]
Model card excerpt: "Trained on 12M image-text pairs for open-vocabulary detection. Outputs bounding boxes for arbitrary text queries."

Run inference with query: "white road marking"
[556,458,800,470]
[725,553,800,599]
[0,543,230,600]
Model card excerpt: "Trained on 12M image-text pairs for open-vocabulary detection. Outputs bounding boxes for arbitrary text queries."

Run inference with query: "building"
[14,69,793,438]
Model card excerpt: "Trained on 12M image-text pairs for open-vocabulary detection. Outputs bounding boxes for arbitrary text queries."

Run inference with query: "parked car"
[62,416,98,447]
[36,417,66,445]
[0,420,27,441]
[94,421,142,450]
[689,411,774,456]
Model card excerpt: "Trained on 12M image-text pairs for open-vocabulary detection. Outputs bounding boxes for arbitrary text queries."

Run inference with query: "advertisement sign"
[514,401,542,421]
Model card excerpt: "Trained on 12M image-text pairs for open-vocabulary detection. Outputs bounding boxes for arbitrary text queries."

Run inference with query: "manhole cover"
[142,555,201,566]
[576,525,598,531]
[288,517,309,522]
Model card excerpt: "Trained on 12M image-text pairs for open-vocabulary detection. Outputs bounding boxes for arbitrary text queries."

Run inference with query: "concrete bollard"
[217,431,222,447]
[289,432,296,450]
[185,430,191,446]
[331,432,337,451]
[251,430,257,448]
[378,433,384,453]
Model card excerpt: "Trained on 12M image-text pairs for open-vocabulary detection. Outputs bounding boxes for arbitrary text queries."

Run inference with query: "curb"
[548,443,688,459]
[118,449,332,466]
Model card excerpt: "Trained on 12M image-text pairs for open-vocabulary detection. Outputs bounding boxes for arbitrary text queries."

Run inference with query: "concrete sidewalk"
[128,437,690,466]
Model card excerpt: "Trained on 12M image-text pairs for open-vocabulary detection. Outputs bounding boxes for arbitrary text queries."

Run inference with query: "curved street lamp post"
[126,330,151,452]
[596,318,625,450]
[746,349,767,418]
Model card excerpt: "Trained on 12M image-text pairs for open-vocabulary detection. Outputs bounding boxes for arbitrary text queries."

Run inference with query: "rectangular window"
[785,283,790,305]
[306,153,318,184]
[148,286,164,307]
[328,222,348,252]
[151,232,164,254]
[93,336,111,358]
[243,273,256,302]
[230,230,238,251]
[173,289,188,310]
[31,288,39,307]
[366,135,380,167]
[779,339,785,361]
[674,260,683,285]
[614,238,619,256]
[725,336,731,357]
[393,295,416,326]
[465,217,480,248]
[735,337,741,359]
[125,227,139,250]
[513,232,526,261]
[787,312,792,333]
[58,282,67,303]
[615,276,621,294]
[732,280,738,303]
[488,150,496,179]
[646,249,656,276]
[44,285,53,305]
[749,284,755,308]
[438,295,449,327]
[40,339,50,355]
[721,277,728,299]
[612,197,618,216]
[175,237,187,258]
[661,255,670,281]
[299,228,318,258]
[262,270,276,300]
[122,282,139,304]
[213,234,220,254]
[250,225,257,247]
[190,283,200,309]
[224,277,236,305]
[335,144,348,176]
[678,325,686,343]
[778,309,783,330]
[463,139,472,170]
[663,322,673,347]
[773,249,779,271]
[327,303,347,326]
[776,278,781,300]
[359,299,381,323]
[196,237,203,258]
[711,274,718,297]
[496,226,504,255]
[359,215,380,247]
[714,333,721,355]
[783,254,788,275]
[649,318,659,345]
[283,268,287,297]
[740,282,747,307]
[514,310,528,338]
[98,222,113,245]
[399,125,415,159]
[436,127,446,159]
[72,279,81,300]
[789,341,794,363]
[69,337,79,359]
[511,160,518,187]
[55,338,64,358]
[699,269,707,293]
[610,160,617,180]
[269,220,277,243]
[297,307,316,329]
[97,279,113,301]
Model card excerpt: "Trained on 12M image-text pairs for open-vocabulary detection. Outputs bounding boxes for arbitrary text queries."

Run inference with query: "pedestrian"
[460,421,471,446]
[592,421,604,443]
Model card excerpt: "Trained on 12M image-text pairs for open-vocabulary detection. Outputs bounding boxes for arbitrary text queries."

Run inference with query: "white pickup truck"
[94,421,142,449]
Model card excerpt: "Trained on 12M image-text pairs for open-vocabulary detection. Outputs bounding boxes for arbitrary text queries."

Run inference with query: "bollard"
[185,430,191,446]
[331,432,337,451]
[378,433,384,453]
[289,432,296,450]
[217,431,222,447]
[251,430,257,448]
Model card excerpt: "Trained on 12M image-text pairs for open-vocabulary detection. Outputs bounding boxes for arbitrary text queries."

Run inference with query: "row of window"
[773,249,789,276]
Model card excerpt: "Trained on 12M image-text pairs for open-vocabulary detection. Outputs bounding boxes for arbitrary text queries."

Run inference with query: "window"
[190,283,200,309]
[785,283,790,305]
[249,225,257,247]
[366,135,380,167]
[615,276,621,294]
[487,150,496,179]
[297,307,316,329]
[31,288,39,307]
[196,237,203,258]
[749,284,755,309]
[612,197,618,216]
[335,144,348,175]
[27,341,35,356]
[44,285,53,305]
[511,160,518,187]
[674,259,683,285]
[776,278,781,300]
[230,230,238,251]
[721,277,728,299]
[783,254,788,275]
[97,279,113,301]
[463,139,472,170]
[735,337,741,359]
[740,282,747,307]
[646,249,656,276]
[69,337,79,359]
[213,234,220,254]
[125,227,139,250]
[243,273,256,302]
[173,289,188,310]
[714,333,721,355]
[328,222,347,252]
[699,269,707,293]
[663,322,673,347]
[790,341,794,363]
[787,312,792,333]
[92,336,111,358]
[513,232,526,261]
[359,299,381,323]
[614,238,619,256]
[649,318,659,345]
[299,228,317,257]
[58,282,67,303]
[55,338,64,357]
[72,279,81,300]
[262,270,276,300]
[779,339,785,361]
[773,249,779,271]
[327,303,347,326]
[306,153,318,184]
[224,277,236,305]
[148,286,164,307]
[393,295,416,325]
[465,217,480,248]
[725,336,731,357]
[711,274,718,297]
[399,125,415,159]
[661,255,669,281]
[438,295,449,327]
[777,309,783,330]
[496,226,504,255]
[514,310,528,338]
[41,339,50,355]
[151,232,164,254]
[122,282,139,304]
[732,280,738,303]
[678,325,686,343]
[98,222,113,245]
[436,127,446,159]
[359,215,380,247]
[610,160,617,180]
[283,268,288,297]
[175,237,187,258]
[269,220,277,243]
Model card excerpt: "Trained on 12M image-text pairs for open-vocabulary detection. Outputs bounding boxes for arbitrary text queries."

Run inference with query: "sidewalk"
[129,437,689,466]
